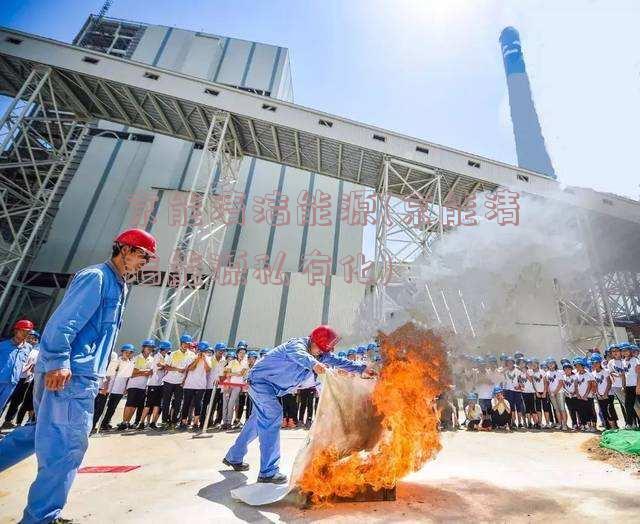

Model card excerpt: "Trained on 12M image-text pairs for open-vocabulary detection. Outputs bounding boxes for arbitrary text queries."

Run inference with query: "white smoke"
[352,191,593,356]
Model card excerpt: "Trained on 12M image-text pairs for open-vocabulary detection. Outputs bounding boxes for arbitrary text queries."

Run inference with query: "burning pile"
[294,323,451,504]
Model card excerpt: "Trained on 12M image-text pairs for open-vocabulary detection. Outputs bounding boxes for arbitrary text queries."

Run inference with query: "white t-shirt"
[19,348,39,381]
[522,369,536,393]
[207,356,227,389]
[109,358,134,394]
[491,397,511,415]
[592,368,610,396]
[163,350,191,385]
[465,403,482,421]
[530,369,545,394]
[224,359,248,386]
[127,354,154,390]
[623,357,639,387]
[503,368,519,391]
[561,373,575,397]
[183,355,211,390]
[607,359,625,388]
[546,369,562,393]
[147,352,168,387]
[575,371,593,398]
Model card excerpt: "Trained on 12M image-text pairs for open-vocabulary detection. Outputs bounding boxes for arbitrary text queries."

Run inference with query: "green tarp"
[600,429,640,455]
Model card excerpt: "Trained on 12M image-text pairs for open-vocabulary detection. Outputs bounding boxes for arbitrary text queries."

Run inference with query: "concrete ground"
[1,426,639,523]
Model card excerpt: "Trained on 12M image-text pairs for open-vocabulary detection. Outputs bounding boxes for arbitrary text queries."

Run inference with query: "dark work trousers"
[3,378,30,423]
[16,381,34,425]
[281,393,298,423]
[574,398,593,425]
[297,387,315,423]
[236,391,248,422]
[181,388,205,420]
[101,393,123,427]
[624,386,638,427]
[564,397,579,427]
[205,388,224,425]
[246,395,253,419]
[597,396,618,429]
[93,393,108,429]
[162,382,183,424]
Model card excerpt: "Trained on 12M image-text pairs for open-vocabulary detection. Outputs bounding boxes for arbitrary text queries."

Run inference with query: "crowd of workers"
[443,344,640,433]
[0,332,380,435]
[5,327,639,438]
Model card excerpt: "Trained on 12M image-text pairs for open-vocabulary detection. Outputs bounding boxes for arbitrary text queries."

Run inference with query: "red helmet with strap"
[14,319,34,331]
[310,325,341,352]
[114,228,157,256]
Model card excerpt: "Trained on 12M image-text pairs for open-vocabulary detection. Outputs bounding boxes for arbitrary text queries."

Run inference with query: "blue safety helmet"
[493,386,504,395]
[247,351,259,359]
[367,343,377,351]
[590,353,603,363]
[513,351,524,360]
[347,348,357,356]
[260,348,268,355]
[226,350,237,358]
[488,355,498,363]
[141,338,156,348]
[236,340,248,349]
[356,346,366,354]
[180,334,193,344]
[197,341,210,351]
[120,343,135,352]
[29,329,41,340]
[213,342,226,351]
[506,355,515,363]
[337,351,347,358]
[158,340,172,351]
[499,353,508,362]
[573,357,586,367]
[562,361,573,369]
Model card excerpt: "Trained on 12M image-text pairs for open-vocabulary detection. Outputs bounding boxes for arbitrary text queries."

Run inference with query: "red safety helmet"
[114,228,157,256]
[310,325,341,352]
[14,319,34,331]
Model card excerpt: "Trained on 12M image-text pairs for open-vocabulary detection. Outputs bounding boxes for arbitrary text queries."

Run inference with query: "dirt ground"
[580,435,640,472]
[1,427,639,523]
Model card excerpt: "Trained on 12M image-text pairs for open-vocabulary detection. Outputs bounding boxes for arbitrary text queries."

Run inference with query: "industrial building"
[0,15,367,348]
[0,15,638,353]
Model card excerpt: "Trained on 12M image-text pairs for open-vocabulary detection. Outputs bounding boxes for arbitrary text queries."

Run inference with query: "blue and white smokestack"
[499,27,556,179]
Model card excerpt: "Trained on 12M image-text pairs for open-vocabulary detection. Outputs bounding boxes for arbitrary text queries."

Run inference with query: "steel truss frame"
[0,65,92,328]
[373,158,444,321]
[147,111,242,343]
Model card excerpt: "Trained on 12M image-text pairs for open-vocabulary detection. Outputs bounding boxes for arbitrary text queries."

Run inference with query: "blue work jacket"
[0,339,30,384]
[248,336,366,396]
[36,261,128,378]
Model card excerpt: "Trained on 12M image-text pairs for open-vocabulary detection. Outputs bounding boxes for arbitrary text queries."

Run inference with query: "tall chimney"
[499,26,556,179]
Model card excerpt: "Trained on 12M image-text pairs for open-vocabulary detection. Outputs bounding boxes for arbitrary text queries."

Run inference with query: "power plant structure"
[500,26,556,179]
[0,14,638,354]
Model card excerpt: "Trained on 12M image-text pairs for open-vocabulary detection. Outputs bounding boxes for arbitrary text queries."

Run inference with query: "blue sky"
[2,0,639,199]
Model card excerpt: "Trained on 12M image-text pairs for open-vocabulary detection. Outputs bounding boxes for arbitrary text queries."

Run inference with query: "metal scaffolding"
[0,65,92,328]
[147,111,242,342]
[373,158,444,321]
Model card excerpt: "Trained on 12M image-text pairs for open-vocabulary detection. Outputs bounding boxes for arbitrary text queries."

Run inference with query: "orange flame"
[297,323,451,504]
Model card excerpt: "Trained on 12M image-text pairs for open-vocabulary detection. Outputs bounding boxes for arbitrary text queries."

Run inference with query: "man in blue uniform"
[223,325,373,484]
[0,228,156,524]
[0,319,34,413]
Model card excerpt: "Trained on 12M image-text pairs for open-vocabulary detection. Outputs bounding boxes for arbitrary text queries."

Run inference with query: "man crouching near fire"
[222,325,375,484]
